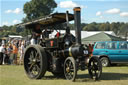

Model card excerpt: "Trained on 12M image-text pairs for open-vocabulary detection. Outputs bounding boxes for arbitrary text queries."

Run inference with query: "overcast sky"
[0,0,128,26]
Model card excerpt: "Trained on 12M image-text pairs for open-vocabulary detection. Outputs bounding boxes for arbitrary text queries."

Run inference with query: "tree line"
[70,22,128,36]
[0,22,128,38]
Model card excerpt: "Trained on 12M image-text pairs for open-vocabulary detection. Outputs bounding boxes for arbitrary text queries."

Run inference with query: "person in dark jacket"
[32,24,42,44]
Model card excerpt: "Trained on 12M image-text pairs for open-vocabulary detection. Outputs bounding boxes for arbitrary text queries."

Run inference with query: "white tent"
[8,35,23,38]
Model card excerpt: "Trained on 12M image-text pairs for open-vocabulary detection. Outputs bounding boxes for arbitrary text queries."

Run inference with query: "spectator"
[26,40,30,47]
[18,40,22,48]
[0,44,5,65]
[12,42,18,65]
[2,45,7,65]
[30,38,36,45]
[19,41,25,65]
[7,44,12,64]
[88,44,93,57]
[15,40,19,48]
[2,39,6,45]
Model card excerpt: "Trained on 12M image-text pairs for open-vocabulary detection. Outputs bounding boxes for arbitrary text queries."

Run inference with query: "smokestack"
[74,7,81,45]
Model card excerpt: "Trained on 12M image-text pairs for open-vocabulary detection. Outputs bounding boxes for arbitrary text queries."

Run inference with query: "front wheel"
[88,57,102,80]
[64,57,77,81]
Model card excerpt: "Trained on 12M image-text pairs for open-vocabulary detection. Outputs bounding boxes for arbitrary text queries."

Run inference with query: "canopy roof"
[82,32,125,44]
[18,13,74,29]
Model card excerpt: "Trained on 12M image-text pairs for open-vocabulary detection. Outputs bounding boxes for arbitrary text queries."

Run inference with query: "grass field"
[0,65,128,85]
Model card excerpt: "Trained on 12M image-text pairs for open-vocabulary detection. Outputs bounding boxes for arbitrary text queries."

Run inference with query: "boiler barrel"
[59,45,84,57]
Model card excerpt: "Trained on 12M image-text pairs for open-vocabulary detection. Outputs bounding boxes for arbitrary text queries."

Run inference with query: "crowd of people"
[0,39,25,65]
[0,24,44,65]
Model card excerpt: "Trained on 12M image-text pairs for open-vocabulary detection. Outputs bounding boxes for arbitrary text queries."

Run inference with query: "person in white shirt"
[30,38,36,45]
[2,39,6,45]
[0,44,5,65]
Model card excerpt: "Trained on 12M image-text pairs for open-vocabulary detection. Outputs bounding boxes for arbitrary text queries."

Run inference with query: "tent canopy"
[82,32,125,44]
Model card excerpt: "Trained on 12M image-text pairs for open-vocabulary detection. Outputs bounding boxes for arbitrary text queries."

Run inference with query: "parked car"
[93,41,128,67]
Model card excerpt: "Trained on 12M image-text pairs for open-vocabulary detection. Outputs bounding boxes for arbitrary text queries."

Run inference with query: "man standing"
[0,44,5,65]
[7,44,12,64]
[19,42,25,65]
[2,45,7,65]
[12,42,18,65]
[32,24,42,44]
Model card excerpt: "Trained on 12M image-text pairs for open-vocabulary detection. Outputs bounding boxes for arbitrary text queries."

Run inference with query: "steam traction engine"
[22,7,102,81]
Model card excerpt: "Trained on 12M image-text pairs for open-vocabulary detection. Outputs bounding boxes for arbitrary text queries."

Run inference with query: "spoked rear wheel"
[64,57,77,81]
[88,57,102,80]
[24,45,47,79]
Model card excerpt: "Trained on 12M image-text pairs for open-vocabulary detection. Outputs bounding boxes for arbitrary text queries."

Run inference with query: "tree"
[81,23,87,30]
[99,22,110,31]
[23,0,57,22]
[120,23,128,36]
[83,22,99,31]
[110,22,119,34]
[2,25,9,30]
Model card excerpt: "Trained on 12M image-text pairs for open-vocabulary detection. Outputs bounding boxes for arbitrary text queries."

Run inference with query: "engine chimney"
[74,7,81,45]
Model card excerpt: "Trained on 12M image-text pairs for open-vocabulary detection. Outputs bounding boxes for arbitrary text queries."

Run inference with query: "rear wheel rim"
[24,48,41,78]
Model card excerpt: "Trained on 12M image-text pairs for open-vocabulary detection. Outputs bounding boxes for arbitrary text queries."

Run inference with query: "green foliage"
[23,0,57,22]
[0,22,128,37]
[99,22,110,31]
[83,22,99,31]
[82,22,128,36]
[119,23,128,38]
